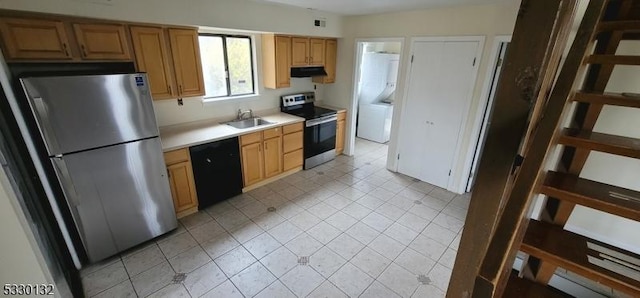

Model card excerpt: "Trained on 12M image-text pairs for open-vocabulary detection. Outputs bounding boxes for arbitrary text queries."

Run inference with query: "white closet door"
[398,40,479,189]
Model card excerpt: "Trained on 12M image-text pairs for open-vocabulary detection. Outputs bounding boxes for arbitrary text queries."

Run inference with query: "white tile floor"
[81,138,470,297]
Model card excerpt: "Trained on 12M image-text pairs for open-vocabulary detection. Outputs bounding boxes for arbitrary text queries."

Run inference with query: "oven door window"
[304,120,337,158]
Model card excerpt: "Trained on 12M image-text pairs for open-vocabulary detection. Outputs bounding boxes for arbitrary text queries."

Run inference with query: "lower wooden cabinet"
[263,136,283,178]
[163,148,198,217]
[240,129,283,187]
[240,123,303,187]
[282,123,304,171]
[241,142,265,186]
[336,111,346,155]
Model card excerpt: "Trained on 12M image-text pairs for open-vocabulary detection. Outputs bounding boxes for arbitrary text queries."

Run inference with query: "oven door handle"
[306,115,338,127]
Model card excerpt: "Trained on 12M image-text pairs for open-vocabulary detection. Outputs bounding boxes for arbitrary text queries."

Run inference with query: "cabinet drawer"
[337,111,346,121]
[283,131,303,153]
[283,122,303,134]
[164,148,190,165]
[283,149,303,171]
[263,126,282,139]
[240,131,262,145]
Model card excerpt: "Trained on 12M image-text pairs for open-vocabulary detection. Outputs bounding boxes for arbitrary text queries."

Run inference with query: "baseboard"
[242,167,303,193]
[176,206,198,219]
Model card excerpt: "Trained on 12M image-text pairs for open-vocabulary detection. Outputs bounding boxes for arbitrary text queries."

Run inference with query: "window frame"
[199,33,257,100]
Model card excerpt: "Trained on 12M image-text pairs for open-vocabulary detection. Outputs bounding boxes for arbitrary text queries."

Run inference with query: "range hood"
[291,66,328,78]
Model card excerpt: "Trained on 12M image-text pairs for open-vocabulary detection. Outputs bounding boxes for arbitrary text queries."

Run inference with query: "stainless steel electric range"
[281,92,338,170]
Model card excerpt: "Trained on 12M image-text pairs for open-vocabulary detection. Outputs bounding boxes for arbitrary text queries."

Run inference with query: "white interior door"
[398,40,479,189]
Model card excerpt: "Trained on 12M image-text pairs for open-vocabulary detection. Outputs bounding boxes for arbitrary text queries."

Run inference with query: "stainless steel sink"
[223,118,273,129]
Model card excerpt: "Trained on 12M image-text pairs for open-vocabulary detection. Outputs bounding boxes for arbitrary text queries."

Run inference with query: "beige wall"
[0,169,53,289]
[324,2,520,193]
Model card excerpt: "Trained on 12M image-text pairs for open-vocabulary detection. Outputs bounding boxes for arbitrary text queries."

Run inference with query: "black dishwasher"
[189,137,243,209]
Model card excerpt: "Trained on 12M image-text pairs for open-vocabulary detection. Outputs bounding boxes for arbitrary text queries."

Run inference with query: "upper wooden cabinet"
[262,34,291,89]
[291,37,309,66]
[168,28,205,98]
[72,23,131,60]
[0,17,133,61]
[309,38,326,66]
[313,39,337,84]
[130,26,205,100]
[291,37,325,67]
[0,18,73,60]
[130,26,175,99]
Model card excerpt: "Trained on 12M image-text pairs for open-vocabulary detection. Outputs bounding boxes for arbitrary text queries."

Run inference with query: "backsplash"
[153,78,321,127]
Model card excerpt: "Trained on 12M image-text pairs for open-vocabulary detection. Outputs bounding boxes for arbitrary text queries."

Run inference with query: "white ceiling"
[254,0,516,16]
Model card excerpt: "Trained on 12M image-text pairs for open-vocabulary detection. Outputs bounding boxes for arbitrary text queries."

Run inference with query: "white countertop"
[159,112,305,152]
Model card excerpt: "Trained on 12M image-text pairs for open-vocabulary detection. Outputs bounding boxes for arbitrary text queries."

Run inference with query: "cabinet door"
[130,26,176,100]
[263,136,283,179]
[309,38,325,66]
[275,36,292,88]
[0,18,73,60]
[167,161,198,213]
[313,39,337,84]
[73,23,131,60]
[291,37,309,66]
[324,39,337,83]
[241,143,264,186]
[168,28,205,97]
[336,119,345,155]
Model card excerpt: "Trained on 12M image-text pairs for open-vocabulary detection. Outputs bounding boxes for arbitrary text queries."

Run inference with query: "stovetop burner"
[286,106,337,119]
[280,92,337,120]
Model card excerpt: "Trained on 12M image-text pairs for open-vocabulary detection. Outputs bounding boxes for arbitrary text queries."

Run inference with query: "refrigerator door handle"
[51,157,80,209]
[32,97,61,154]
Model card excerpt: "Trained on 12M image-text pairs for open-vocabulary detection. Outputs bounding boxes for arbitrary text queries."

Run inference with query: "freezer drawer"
[20,74,159,156]
[52,137,177,263]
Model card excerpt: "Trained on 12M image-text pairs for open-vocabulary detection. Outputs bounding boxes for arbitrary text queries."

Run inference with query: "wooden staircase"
[471,0,640,296]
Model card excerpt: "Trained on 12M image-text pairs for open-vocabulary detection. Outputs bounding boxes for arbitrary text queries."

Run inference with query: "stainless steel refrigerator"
[20,73,177,263]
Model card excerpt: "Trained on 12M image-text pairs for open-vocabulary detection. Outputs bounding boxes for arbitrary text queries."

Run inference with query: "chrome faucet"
[237,109,253,120]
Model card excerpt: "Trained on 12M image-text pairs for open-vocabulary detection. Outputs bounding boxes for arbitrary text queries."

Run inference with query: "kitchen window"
[199,34,256,100]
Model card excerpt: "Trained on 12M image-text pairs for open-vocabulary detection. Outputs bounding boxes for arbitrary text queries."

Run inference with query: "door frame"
[462,35,512,193]
[396,35,485,192]
[346,37,405,157]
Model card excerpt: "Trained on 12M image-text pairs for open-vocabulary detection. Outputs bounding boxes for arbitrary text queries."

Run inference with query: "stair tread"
[542,171,640,221]
[586,55,640,65]
[522,220,640,295]
[559,128,640,159]
[598,20,640,32]
[504,270,572,298]
[573,91,640,108]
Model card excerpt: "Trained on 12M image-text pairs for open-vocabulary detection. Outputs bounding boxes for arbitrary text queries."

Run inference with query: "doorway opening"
[350,39,403,160]
[465,37,511,192]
